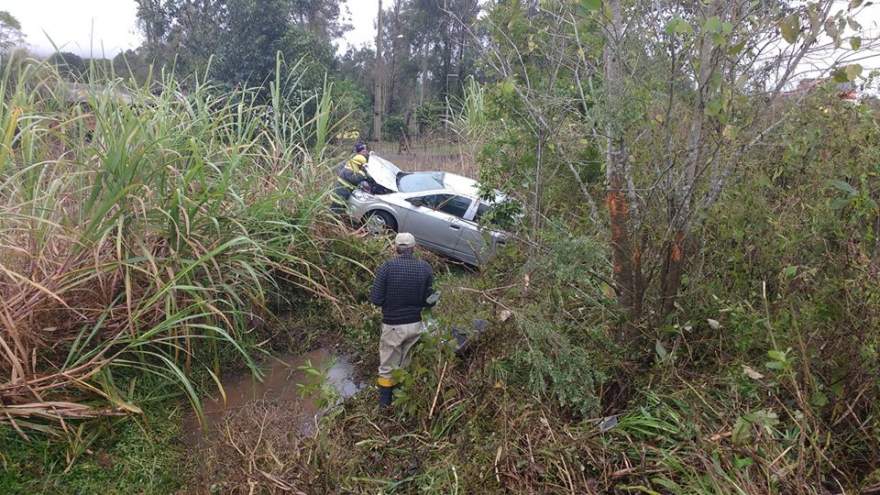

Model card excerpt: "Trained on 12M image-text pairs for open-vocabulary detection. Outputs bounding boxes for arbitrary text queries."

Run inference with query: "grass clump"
[0,54,363,434]
[0,377,187,494]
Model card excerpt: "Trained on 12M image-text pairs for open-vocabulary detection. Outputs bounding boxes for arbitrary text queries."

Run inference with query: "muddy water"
[184,349,362,442]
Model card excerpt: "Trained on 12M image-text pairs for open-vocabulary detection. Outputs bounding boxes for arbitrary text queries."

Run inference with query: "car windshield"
[397,172,444,193]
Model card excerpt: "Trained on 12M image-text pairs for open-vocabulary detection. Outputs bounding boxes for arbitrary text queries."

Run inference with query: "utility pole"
[373,0,384,142]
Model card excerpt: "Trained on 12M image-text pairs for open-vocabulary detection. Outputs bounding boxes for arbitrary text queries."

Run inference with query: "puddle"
[183,348,362,443]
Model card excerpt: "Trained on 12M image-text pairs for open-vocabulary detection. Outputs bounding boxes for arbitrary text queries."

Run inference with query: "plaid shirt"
[370,253,435,325]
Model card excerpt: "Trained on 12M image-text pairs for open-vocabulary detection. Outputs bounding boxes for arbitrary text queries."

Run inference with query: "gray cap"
[395,232,416,248]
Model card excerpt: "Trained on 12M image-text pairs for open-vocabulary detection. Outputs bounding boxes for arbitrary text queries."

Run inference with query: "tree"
[135,0,227,75]
[373,0,384,141]
[469,0,874,330]
[595,0,872,323]
[47,52,87,79]
[112,49,153,84]
[135,0,169,60]
[134,0,339,93]
[288,0,351,40]
[216,0,290,85]
[364,0,482,138]
[453,2,601,235]
[0,11,23,53]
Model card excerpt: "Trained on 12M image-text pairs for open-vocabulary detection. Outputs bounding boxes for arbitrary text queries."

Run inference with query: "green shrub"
[382,114,407,140]
[511,318,604,417]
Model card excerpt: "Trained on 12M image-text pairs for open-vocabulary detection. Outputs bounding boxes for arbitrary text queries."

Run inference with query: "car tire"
[364,210,398,234]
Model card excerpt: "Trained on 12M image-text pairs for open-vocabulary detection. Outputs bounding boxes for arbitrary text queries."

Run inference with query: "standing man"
[332,141,370,214]
[370,233,437,408]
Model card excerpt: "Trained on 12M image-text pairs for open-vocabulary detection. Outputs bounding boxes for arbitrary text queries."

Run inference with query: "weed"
[0,388,186,494]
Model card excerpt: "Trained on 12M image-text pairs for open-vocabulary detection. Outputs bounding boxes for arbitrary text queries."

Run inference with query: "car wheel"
[364,210,397,234]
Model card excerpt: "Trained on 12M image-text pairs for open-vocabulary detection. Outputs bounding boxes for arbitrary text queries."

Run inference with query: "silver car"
[346,155,510,266]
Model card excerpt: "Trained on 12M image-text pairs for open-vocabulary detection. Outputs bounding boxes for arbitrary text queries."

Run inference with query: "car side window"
[409,194,472,219]
[409,194,443,209]
[436,195,473,219]
[473,202,492,222]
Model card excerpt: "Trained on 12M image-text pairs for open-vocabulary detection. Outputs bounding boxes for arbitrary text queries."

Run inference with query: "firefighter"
[331,141,370,213]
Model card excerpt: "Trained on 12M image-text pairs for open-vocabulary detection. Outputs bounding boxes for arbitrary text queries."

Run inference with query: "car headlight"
[351,189,364,200]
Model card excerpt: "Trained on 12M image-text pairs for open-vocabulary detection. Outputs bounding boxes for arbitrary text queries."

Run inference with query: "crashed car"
[346,155,511,266]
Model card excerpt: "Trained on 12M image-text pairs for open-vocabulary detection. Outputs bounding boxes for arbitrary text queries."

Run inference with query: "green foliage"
[512,318,604,417]
[0,385,186,494]
[685,91,880,490]
[330,78,371,136]
[296,358,341,410]
[390,333,456,418]
[286,82,880,494]
[46,52,87,79]
[382,113,407,140]
[4,1,879,493]
[415,100,446,132]
[216,0,290,85]
[780,14,800,44]
[472,1,606,226]
[136,0,340,103]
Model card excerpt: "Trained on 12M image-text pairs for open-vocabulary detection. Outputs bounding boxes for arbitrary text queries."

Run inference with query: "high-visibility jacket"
[337,153,368,189]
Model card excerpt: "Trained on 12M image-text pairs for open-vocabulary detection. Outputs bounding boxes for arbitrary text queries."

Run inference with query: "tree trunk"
[660,15,714,317]
[660,231,686,316]
[420,41,428,108]
[607,162,643,321]
[532,133,545,232]
[441,0,452,133]
[386,0,403,116]
[373,0,384,142]
[604,0,643,323]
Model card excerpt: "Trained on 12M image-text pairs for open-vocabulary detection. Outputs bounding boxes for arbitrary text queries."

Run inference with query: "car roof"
[398,171,507,204]
[399,171,478,195]
[441,173,480,196]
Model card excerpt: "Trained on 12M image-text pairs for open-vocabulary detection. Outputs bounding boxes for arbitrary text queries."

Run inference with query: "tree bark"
[660,231,686,316]
[419,41,428,107]
[386,0,403,116]
[533,132,545,232]
[660,11,715,317]
[604,0,643,323]
[373,0,384,142]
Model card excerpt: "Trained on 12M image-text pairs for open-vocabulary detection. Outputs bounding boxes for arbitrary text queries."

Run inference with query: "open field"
[369,139,480,177]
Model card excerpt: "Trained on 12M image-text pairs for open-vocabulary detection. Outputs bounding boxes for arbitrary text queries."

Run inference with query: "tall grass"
[0,55,344,435]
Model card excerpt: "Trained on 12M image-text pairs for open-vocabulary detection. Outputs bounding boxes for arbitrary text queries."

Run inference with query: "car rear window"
[398,172,444,193]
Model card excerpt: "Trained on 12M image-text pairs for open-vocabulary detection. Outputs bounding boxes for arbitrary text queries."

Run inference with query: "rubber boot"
[378,385,393,408]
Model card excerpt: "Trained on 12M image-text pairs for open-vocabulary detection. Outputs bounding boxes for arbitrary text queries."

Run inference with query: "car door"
[399,193,471,257]
[455,200,491,264]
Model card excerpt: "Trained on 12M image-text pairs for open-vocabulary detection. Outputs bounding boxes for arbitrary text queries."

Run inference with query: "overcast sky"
[0,0,380,57]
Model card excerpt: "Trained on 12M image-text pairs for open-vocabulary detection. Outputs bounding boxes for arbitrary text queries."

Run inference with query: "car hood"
[365,154,401,192]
